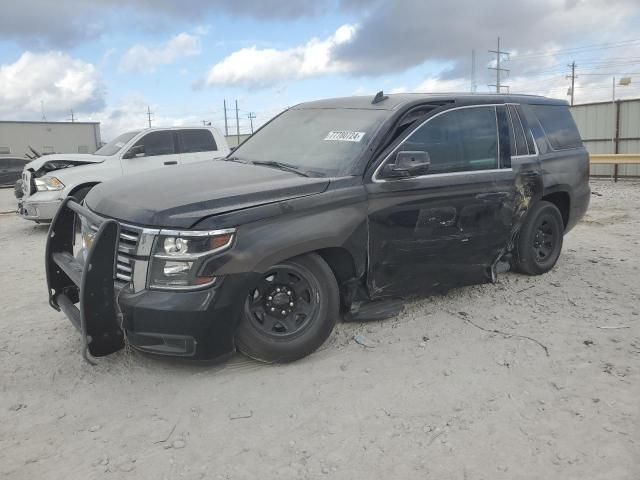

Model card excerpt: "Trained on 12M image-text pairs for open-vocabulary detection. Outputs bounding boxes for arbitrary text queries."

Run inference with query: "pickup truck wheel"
[514,200,564,275]
[235,253,339,363]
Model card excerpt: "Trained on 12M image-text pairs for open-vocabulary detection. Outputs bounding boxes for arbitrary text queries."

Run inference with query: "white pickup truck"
[17,126,230,222]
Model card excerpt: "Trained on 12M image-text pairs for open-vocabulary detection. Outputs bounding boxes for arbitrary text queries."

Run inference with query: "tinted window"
[518,105,545,154]
[403,106,498,174]
[178,129,217,153]
[531,104,582,150]
[134,131,175,157]
[507,105,528,156]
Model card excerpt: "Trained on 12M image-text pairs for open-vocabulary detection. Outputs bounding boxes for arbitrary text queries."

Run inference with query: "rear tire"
[514,201,564,275]
[235,253,339,363]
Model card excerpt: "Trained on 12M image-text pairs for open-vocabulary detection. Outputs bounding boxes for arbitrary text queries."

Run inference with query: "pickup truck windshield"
[94,131,140,156]
[232,108,388,176]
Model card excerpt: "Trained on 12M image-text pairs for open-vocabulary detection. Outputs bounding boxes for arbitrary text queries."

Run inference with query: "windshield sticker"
[324,130,366,142]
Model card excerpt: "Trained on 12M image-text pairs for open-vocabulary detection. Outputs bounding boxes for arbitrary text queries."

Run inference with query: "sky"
[2,0,640,140]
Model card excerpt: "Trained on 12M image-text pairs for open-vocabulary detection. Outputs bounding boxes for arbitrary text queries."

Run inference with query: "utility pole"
[41,101,47,121]
[68,109,75,122]
[223,100,229,136]
[471,50,477,93]
[235,99,240,145]
[247,112,256,134]
[566,61,577,106]
[488,37,510,93]
[146,106,153,128]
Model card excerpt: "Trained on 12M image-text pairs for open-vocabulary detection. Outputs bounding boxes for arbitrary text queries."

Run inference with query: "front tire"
[514,201,564,275]
[235,253,339,363]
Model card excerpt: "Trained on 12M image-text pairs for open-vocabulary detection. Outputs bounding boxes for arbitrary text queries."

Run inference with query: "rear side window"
[178,129,218,153]
[134,131,175,156]
[507,105,529,156]
[530,104,582,150]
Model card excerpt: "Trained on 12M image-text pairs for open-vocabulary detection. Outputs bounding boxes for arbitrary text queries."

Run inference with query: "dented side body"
[54,93,589,361]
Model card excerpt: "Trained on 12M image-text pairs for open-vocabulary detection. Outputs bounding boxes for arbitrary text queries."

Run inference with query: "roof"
[295,92,568,111]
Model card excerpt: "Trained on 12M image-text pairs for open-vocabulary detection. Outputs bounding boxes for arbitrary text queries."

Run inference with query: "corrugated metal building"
[0,121,101,157]
[225,133,252,148]
[570,99,640,177]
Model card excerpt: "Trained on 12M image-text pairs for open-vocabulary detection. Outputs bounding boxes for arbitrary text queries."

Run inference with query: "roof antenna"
[372,90,388,104]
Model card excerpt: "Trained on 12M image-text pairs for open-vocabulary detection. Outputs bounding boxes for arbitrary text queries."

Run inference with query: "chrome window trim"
[372,103,505,183]
[158,228,236,237]
[507,103,539,156]
[377,167,513,182]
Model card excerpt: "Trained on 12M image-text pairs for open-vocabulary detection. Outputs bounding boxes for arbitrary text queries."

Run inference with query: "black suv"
[46,93,589,364]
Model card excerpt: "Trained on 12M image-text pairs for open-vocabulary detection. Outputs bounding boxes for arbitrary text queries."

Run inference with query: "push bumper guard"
[45,197,125,363]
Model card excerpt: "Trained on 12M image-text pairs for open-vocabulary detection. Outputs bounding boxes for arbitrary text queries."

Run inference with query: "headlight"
[148,229,235,290]
[35,176,65,191]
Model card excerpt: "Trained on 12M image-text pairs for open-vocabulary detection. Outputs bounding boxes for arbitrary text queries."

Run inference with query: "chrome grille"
[115,225,141,283]
[82,216,153,292]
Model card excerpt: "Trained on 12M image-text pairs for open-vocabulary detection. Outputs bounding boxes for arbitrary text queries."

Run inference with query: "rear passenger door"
[176,129,219,164]
[366,105,517,296]
[121,130,180,175]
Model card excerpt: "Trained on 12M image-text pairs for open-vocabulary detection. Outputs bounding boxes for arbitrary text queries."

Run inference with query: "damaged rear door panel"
[365,103,542,297]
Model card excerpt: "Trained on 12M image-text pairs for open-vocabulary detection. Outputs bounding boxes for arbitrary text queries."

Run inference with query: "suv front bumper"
[45,198,254,363]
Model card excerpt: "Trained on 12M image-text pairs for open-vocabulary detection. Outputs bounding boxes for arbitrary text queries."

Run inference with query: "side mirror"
[123,145,145,159]
[382,151,430,178]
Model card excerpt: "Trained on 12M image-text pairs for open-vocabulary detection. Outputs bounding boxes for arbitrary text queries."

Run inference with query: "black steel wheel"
[235,253,339,363]
[514,200,564,275]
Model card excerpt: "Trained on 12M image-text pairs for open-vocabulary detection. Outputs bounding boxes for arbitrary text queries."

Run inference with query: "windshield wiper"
[224,156,249,163]
[250,160,310,177]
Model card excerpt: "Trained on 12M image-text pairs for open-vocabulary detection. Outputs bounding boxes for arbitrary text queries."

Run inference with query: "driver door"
[365,105,516,296]
[121,130,180,175]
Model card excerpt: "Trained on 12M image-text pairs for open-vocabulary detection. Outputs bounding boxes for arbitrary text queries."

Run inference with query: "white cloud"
[119,33,201,73]
[204,24,356,88]
[0,51,104,118]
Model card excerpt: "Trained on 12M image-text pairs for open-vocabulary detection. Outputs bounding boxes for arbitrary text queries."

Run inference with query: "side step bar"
[45,197,125,362]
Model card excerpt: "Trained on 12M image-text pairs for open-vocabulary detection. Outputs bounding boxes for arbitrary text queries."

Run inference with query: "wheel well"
[542,191,570,229]
[69,183,99,199]
[315,247,357,286]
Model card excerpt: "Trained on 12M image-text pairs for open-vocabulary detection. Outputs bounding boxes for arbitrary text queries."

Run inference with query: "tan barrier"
[589,154,640,182]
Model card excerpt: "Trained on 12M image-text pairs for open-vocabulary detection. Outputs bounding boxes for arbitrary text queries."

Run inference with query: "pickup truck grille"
[22,170,35,197]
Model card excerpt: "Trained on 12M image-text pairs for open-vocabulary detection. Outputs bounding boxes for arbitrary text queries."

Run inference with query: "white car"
[18,126,230,222]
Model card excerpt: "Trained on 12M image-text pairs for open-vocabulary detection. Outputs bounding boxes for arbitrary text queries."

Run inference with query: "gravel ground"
[0,180,638,480]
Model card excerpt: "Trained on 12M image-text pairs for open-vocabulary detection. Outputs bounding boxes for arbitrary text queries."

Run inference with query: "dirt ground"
[0,179,638,480]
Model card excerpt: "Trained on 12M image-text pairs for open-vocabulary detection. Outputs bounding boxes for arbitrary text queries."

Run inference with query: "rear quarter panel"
[539,147,590,232]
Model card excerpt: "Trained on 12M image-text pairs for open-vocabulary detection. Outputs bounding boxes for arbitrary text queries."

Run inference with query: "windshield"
[94,131,140,156]
[231,108,388,176]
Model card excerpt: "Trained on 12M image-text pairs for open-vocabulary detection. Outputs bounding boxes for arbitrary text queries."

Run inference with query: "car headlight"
[148,229,235,290]
[35,176,65,191]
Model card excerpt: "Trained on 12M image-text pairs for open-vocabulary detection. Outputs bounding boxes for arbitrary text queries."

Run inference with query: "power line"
[509,38,640,61]
[488,36,510,93]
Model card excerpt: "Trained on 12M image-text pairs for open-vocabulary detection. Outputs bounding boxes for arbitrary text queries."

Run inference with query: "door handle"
[164,160,178,165]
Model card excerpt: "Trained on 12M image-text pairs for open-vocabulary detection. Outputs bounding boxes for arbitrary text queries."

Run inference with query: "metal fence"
[571,99,640,177]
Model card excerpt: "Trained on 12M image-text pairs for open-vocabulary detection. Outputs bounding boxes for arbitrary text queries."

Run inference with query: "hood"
[26,153,109,173]
[85,160,330,228]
